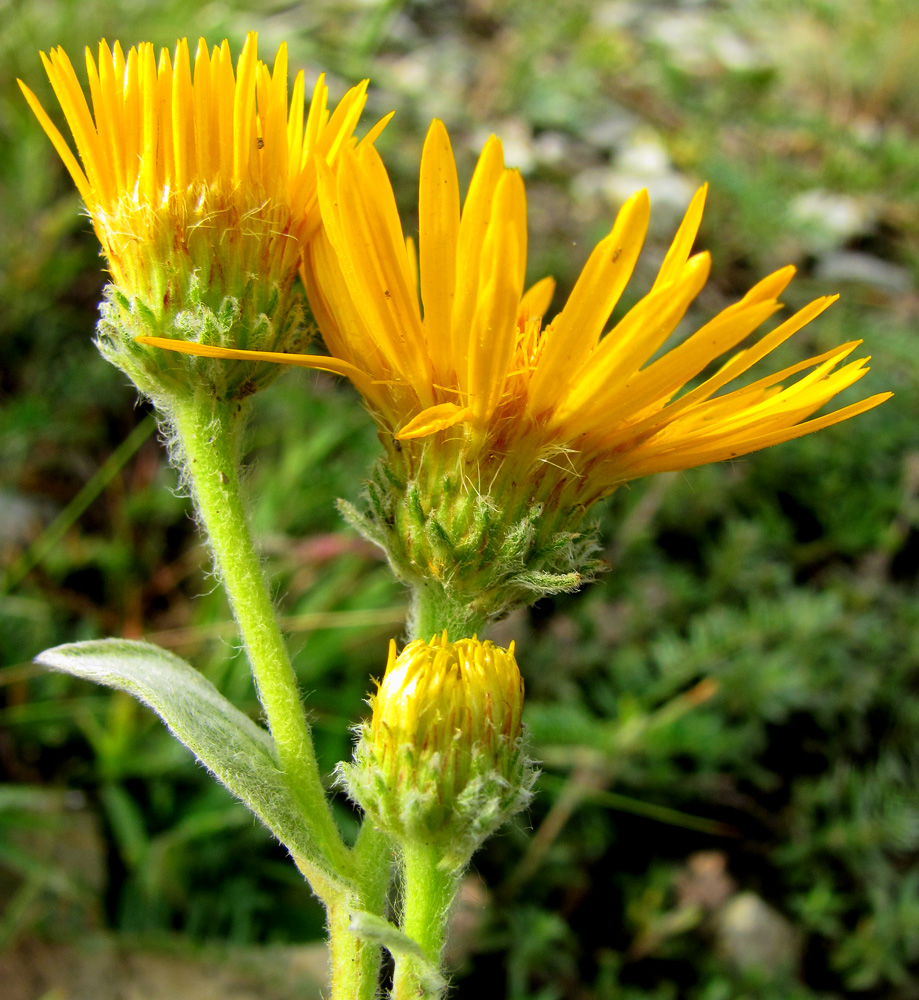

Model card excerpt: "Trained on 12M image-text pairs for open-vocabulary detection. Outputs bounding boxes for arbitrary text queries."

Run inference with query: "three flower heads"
[22,34,891,634]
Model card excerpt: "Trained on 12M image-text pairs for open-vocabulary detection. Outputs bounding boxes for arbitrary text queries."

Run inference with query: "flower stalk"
[167,391,351,876]
[171,389,399,999]
[392,840,458,1000]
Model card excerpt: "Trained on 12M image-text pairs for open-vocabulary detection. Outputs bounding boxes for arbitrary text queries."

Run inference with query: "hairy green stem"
[289,817,392,1000]
[169,391,401,999]
[392,841,458,1000]
[408,582,489,643]
[350,823,395,999]
[168,393,349,875]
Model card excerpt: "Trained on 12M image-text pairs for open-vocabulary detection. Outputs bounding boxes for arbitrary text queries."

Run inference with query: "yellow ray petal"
[396,402,472,440]
[136,335,368,380]
[519,276,555,322]
[302,228,394,412]
[328,147,431,396]
[405,235,419,305]
[452,135,506,378]
[192,38,214,177]
[665,296,840,419]
[466,171,525,423]
[215,39,235,183]
[419,120,461,378]
[527,188,650,416]
[634,344,865,449]
[554,252,712,432]
[303,73,327,158]
[42,48,108,202]
[651,184,707,290]
[17,79,93,204]
[593,299,782,433]
[320,79,369,165]
[155,47,174,193]
[359,111,394,150]
[233,33,257,186]
[172,39,193,191]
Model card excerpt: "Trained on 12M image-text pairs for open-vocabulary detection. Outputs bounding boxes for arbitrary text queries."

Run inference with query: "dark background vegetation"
[2,0,918,997]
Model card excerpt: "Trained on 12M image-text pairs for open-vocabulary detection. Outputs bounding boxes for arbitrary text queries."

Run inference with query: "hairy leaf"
[36,639,342,883]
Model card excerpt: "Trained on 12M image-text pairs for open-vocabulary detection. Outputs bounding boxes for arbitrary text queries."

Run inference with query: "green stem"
[327,897,373,1000]
[392,840,458,1000]
[348,823,394,999]
[301,823,393,1000]
[168,392,348,875]
[408,582,489,642]
[170,391,400,999]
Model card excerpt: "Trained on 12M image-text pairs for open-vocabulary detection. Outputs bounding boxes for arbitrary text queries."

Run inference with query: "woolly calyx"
[339,440,606,637]
[97,276,306,409]
[341,633,536,871]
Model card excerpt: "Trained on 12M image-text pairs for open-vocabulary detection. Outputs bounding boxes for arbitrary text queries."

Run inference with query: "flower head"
[20,33,383,401]
[306,121,889,487]
[138,120,891,627]
[142,121,889,484]
[371,632,524,767]
[340,632,532,865]
[143,118,889,489]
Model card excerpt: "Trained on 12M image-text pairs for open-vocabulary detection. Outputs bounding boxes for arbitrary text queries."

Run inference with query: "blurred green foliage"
[2,0,918,997]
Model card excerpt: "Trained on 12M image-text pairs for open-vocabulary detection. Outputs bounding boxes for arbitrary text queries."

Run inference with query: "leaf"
[36,639,341,882]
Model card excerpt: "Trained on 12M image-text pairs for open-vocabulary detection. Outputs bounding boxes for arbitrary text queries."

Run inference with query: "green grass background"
[1,0,918,997]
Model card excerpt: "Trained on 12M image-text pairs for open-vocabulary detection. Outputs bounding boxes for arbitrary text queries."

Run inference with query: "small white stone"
[789,190,874,251]
[716,892,802,975]
[815,251,912,293]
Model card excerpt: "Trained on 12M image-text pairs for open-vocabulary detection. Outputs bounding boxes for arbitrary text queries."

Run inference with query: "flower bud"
[341,633,535,868]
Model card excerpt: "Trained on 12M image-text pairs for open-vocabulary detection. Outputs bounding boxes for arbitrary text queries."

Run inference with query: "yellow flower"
[20,32,377,307]
[340,632,532,863]
[140,118,889,491]
[20,33,385,402]
[138,120,892,630]
[370,632,524,763]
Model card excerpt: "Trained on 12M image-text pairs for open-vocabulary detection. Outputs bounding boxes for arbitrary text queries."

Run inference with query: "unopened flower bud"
[341,633,535,868]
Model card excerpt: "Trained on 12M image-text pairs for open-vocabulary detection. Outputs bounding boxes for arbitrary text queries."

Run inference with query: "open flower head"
[143,119,889,486]
[340,632,533,865]
[20,33,383,401]
[140,121,891,626]
[308,122,888,484]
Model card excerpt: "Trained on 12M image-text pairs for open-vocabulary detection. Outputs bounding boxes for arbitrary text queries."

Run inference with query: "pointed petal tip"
[630,186,650,207]
[347,78,370,101]
[483,132,504,158]
[689,249,713,273]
